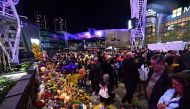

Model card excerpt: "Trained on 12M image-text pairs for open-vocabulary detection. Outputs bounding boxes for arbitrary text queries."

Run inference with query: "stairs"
[130,0,147,49]
[0,0,21,64]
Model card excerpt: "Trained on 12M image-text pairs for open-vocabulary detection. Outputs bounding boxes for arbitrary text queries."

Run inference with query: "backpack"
[98,85,109,98]
[138,64,149,81]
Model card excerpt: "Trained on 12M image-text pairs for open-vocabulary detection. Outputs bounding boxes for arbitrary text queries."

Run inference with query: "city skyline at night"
[18,0,190,33]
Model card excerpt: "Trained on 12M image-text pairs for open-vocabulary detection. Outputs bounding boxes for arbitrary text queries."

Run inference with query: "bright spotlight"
[31,38,40,45]
[128,20,132,29]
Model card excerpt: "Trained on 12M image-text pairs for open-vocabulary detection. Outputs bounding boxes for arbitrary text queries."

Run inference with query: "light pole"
[54,18,58,31]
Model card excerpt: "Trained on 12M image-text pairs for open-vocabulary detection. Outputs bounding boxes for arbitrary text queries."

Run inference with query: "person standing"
[89,57,102,95]
[146,54,171,109]
[121,52,140,108]
[157,71,190,109]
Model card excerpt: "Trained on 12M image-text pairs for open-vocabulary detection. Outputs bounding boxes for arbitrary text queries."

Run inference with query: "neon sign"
[146,9,157,17]
[172,7,182,18]
[184,6,190,13]
[172,6,190,18]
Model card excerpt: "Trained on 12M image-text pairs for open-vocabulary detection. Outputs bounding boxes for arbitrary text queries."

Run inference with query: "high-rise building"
[34,12,48,30]
[54,17,64,32]
[145,3,190,42]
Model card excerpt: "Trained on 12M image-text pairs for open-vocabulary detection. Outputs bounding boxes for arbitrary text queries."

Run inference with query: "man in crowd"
[146,54,171,109]
[89,56,102,95]
[121,52,140,108]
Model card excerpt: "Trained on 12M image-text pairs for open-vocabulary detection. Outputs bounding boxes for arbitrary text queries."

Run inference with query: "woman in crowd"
[157,70,190,109]
[177,70,190,109]
[93,74,116,109]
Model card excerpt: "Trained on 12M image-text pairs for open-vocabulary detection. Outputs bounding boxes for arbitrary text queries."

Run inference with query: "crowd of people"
[37,49,190,109]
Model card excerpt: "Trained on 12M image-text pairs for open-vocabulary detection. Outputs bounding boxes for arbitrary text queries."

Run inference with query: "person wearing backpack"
[137,53,150,100]
[98,74,115,105]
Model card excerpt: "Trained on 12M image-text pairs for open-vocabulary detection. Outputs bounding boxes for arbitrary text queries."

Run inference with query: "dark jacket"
[89,62,102,83]
[122,58,140,84]
[178,85,190,109]
[146,68,171,109]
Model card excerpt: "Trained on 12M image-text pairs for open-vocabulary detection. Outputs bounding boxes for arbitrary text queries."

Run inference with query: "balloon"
[40,67,46,73]
[34,100,45,108]
[45,70,50,74]
[116,56,124,61]
[56,67,61,72]
[40,62,46,67]
[62,62,77,73]
[57,90,62,95]
[43,91,52,99]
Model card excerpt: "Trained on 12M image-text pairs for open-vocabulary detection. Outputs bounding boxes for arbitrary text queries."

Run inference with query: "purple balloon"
[56,67,61,72]
[62,62,77,73]
[40,62,46,67]
[45,70,50,74]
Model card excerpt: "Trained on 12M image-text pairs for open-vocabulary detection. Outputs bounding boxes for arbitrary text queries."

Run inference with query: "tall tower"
[0,0,21,64]
[130,0,147,49]
[54,17,64,32]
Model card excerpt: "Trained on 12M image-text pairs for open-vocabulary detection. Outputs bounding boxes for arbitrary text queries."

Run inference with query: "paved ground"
[90,82,148,109]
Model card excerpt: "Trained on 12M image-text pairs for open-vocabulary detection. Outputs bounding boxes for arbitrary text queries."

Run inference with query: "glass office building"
[163,5,190,37]
[146,3,190,42]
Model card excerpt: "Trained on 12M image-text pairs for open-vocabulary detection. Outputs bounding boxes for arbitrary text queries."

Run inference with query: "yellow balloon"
[40,67,46,73]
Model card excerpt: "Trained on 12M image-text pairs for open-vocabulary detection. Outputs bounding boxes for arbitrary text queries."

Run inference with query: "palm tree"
[181,21,190,42]
[161,24,182,42]
[144,35,158,45]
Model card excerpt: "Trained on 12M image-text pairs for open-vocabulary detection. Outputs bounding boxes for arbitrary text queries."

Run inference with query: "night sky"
[17,0,190,33]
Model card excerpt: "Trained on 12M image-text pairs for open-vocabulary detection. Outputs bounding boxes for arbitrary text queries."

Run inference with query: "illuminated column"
[156,13,165,42]
[130,0,147,49]
[0,0,21,64]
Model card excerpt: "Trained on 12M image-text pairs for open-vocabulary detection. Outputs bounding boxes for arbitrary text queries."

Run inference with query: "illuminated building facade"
[163,5,190,38]
[145,4,170,38]
[40,30,66,50]
[72,29,130,50]
[146,8,158,37]
[146,3,190,42]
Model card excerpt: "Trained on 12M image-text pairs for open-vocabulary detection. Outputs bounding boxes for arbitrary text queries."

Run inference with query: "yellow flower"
[172,64,180,67]
[67,74,80,86]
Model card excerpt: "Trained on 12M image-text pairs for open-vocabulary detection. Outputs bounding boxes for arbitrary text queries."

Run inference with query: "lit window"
[182,18,186,22]
[152,29,156,32]
[172,7,182,18]
[177,19,181,23]
[185,17,188,21]
[174,20,177,24]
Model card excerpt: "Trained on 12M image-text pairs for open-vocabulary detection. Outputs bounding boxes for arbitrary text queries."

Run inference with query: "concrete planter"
[0,65,37,109]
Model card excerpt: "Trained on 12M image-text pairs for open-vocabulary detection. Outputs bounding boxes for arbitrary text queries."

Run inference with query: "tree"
[181,21,190,42]
[144,35,158,45]
[161,24,182,42]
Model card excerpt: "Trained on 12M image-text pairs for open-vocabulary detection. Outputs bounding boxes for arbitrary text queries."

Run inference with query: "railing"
[0,65,38,109]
